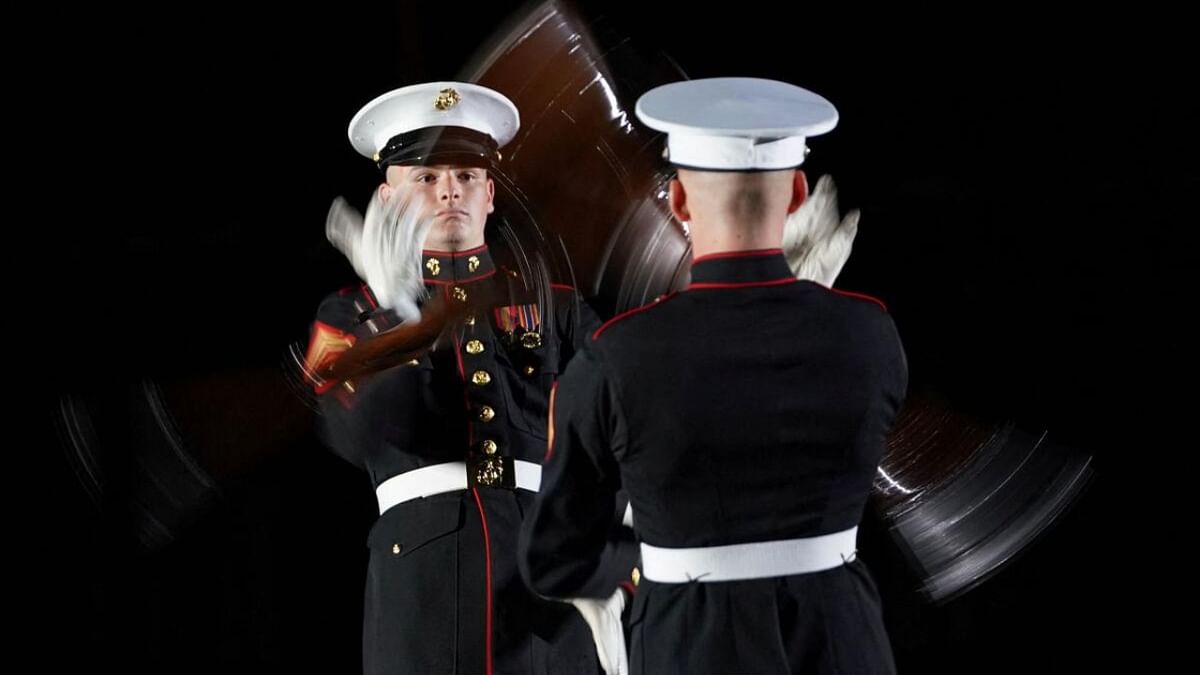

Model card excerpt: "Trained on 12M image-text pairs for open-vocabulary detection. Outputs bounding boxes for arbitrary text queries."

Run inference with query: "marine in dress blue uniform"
[308,82,627,675]
[519,78,907,675]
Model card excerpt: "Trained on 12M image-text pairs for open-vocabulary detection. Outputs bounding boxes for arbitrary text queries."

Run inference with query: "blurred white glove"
[782,174,859,287]
[325,189,432,323]
[568,588,629,675]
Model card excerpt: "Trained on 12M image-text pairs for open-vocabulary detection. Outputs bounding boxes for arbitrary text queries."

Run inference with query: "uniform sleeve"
[555,289,604,369]
[306,290,369,469]
[519,343,638,598]
[880,312,909,418]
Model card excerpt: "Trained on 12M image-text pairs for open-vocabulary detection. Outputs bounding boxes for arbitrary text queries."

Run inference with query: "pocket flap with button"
[366,496,464,558]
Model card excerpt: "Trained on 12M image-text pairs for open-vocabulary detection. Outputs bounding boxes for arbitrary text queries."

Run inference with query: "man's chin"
[427,221,480,250]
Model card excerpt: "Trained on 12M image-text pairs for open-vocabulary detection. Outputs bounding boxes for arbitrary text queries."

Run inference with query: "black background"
[22,1,1191,671]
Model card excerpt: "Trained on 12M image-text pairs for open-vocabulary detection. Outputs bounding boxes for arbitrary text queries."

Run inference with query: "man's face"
[382,164,495,251]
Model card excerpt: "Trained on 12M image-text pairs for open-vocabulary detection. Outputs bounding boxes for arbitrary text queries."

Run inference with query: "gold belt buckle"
[467,455,516,488]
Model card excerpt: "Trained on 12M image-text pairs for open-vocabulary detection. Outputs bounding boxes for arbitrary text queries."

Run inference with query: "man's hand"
[782,174,859,287]
[568,587,629,675]
[325,189,432,322]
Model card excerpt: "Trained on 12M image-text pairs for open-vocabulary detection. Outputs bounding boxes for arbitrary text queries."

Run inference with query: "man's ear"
[786,169,809,215]
[669,178,691,223]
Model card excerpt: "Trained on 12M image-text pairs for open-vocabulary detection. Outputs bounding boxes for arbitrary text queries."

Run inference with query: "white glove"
[568,588,629,675]
[325,189,432,323]
[782,174,859,287]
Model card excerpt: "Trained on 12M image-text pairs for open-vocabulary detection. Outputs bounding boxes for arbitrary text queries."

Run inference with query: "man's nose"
[437,174,460,201]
